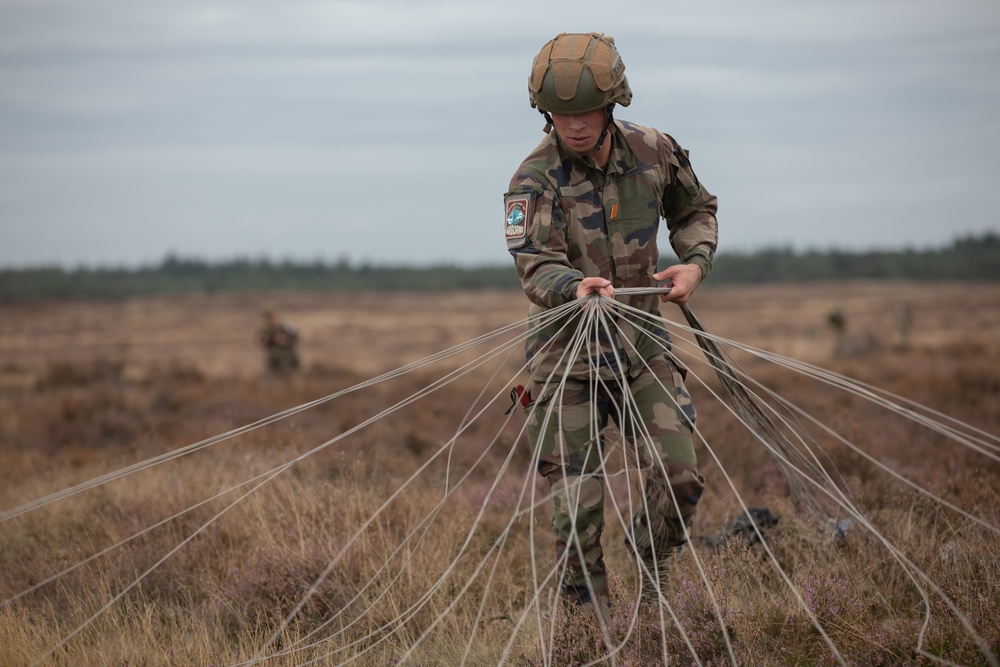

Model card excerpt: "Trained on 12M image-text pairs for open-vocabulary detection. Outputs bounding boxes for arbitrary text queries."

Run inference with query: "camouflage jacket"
[259,322,298,351]
[505,120,718,382]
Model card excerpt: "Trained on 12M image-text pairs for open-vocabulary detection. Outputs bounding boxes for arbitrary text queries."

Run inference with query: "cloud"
[1,0,999,267]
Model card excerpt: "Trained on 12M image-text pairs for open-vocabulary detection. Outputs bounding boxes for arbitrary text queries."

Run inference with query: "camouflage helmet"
[529,32,633,114]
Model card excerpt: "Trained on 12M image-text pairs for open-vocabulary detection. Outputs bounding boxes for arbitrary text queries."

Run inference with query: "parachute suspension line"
[365,302,666,667]
[255,306,589,661]
[577,298,720,664]
[0,312,557,527]
[28,464,293,667]
[588,295,841,664]
[22,306,573,666]
[744,345,1000,458]
[253,302,609,664]
[604,290,847,529]
[613,298,1000,536]
[675,301,844,527]
[611,295,995,667]
[668,308,1000,458]
[256,280,990,664]
[507,298,704,666]
[9,288,998,666]
[601,291,997,666]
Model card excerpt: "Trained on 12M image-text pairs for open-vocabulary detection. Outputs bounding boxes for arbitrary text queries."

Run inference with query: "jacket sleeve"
[661,140,719,279]
[505,177,584,309]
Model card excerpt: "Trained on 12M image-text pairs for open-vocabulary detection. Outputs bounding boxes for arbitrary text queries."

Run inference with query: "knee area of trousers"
[547,469,605,509]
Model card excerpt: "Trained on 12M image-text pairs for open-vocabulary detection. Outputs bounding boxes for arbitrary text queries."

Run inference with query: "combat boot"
[578,592,612,627]
[637,557,671,604]
[626,512,679,604]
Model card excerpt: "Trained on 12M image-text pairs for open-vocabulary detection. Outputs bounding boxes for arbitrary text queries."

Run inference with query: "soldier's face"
[551,109,606,155]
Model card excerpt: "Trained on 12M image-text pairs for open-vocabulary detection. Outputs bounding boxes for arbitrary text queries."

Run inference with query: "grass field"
[0,281,998,665]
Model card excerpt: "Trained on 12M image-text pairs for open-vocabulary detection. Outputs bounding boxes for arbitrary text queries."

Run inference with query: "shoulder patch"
[504,192,532,248]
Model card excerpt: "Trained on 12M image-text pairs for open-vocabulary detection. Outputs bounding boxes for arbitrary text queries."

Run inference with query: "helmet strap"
[593,104,616,152]
[540,110,553,134]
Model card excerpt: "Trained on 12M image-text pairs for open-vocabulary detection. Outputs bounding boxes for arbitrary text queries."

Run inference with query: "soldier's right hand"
[575,277,616,300]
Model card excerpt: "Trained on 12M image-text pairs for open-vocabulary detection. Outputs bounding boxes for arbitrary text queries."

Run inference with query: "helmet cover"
[528,32,632,114]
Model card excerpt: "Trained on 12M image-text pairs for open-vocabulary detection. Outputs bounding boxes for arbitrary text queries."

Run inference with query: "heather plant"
[0,285,997,665]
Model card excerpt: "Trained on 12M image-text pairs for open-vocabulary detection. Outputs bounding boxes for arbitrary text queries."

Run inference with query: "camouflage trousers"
[265,349,299,377]
[527,355,706,605]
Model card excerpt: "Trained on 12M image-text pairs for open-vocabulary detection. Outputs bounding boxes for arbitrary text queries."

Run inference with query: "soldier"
[258,310,300,377]
[505,33,719,620]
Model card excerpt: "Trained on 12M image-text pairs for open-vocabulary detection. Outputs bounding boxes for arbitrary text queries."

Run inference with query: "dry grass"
[0,282,998,665]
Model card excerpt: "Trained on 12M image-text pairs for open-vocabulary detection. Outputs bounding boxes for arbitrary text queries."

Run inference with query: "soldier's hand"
[575,277,615,300]
[653,264,702,305]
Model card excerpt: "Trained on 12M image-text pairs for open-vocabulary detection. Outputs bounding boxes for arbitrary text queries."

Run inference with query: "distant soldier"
[258,310,299,377]
[897,301,913,344]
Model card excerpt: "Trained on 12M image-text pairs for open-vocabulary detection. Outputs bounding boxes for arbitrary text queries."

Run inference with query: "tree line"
[1,233,997,302]
[707,232,1000,283]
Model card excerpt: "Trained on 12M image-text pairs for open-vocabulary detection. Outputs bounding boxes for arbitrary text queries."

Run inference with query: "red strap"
[505,385,533,414]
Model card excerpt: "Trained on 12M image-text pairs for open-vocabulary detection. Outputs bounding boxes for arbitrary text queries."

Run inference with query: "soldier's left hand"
[652,264,703,305]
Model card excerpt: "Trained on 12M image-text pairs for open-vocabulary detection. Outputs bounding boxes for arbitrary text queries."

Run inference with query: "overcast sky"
[1,0,998,269]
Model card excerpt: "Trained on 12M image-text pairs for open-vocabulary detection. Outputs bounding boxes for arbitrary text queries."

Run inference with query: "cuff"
[684,253,712,280]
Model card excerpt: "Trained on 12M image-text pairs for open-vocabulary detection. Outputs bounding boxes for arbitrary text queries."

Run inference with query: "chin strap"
[593,104,616,152]
[540,110,553,135]
[538,104,617,156]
